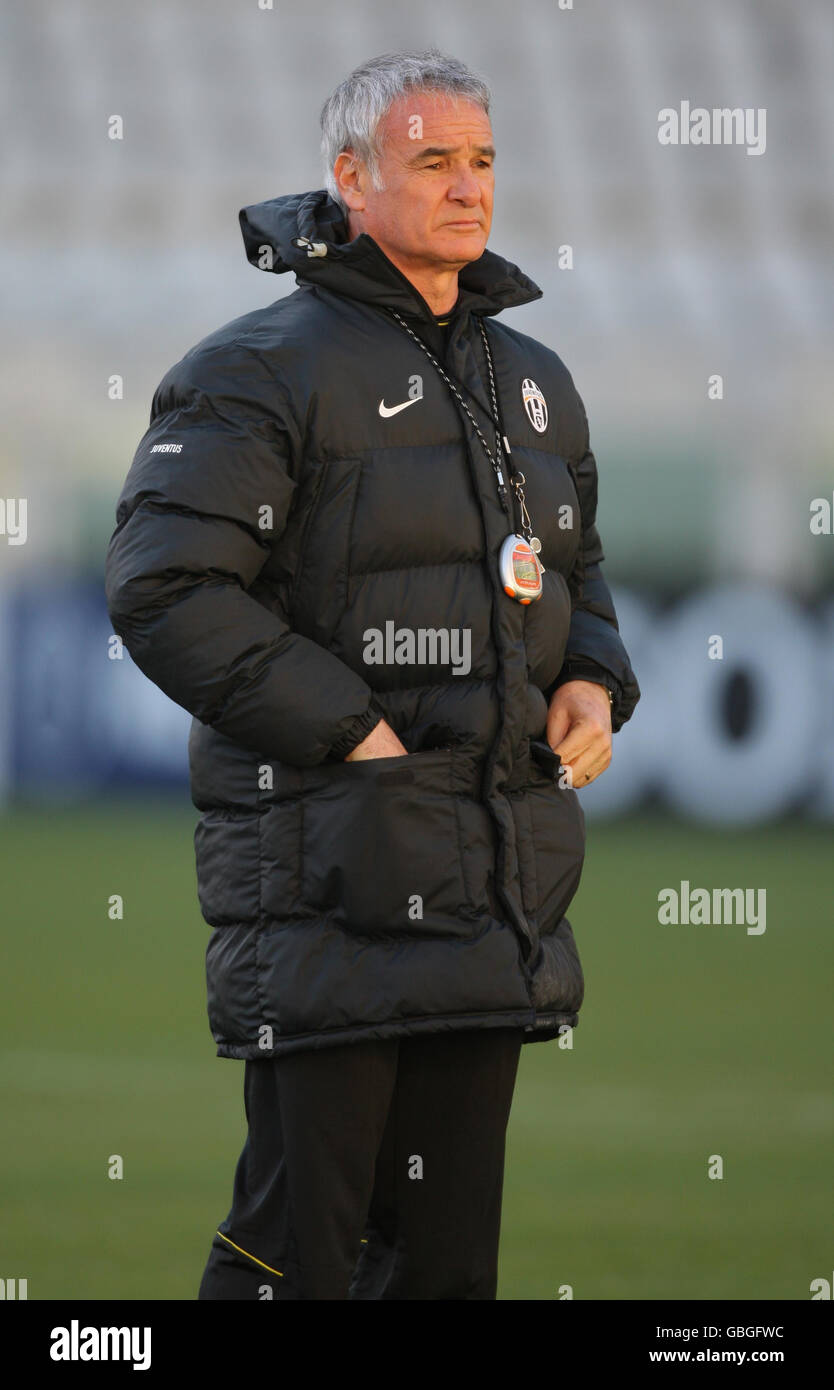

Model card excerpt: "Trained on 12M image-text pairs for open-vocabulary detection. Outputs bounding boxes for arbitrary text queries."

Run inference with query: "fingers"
[553,722,592,766]
[554,719,612,788]
[546,682,612,782]
[560,755,609,789]
[553,717,609,768]
[545,703,571,752]
[571,750,611,787]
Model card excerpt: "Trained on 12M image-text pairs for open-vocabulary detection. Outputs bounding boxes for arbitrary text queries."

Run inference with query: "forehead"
[379,91,493,145]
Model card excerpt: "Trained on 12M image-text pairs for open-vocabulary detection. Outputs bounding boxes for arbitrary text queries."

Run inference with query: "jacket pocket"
[194,809,261,926]
[298,747,470,935]
[530,916,585,1015]
[521,760,587,1013]
[522,763,586,932]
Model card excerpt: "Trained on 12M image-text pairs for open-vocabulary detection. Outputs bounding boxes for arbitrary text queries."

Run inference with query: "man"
[104,48,639,1300]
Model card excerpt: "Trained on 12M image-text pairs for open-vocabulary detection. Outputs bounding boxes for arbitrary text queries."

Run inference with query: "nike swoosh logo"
[378,396,422,418]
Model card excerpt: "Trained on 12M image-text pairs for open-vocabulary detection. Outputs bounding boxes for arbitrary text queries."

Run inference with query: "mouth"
[443,220,482,230]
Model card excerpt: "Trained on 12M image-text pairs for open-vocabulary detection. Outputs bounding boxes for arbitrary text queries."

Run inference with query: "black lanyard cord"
[386,308,516,522]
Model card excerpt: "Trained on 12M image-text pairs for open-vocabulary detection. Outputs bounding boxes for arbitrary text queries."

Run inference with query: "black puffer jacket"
[104,188,640,1059]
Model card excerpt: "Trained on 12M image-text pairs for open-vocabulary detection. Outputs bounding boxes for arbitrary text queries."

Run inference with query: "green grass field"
[1,802,831,1300]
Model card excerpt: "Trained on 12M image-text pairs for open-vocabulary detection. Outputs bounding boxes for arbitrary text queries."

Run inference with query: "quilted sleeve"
[104,342,383,766]
[545,395,641,733]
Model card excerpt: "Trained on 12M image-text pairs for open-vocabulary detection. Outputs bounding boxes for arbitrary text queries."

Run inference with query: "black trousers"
[198,1027,524,1300]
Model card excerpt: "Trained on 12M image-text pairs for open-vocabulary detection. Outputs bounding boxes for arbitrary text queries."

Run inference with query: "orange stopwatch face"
[499,534,543,603]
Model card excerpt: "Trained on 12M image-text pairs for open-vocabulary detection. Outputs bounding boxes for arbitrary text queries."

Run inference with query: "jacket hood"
[239,188,543,324]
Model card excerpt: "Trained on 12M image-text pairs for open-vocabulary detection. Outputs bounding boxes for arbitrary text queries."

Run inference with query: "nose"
[447,163,482,206]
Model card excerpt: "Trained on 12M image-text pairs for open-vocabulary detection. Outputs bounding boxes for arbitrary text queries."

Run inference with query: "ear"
[333,149,366,212]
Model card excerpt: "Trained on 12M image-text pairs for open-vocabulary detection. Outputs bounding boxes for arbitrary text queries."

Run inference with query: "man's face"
[342,92,495,274]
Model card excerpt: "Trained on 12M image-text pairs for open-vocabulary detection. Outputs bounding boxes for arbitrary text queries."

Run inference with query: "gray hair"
[319,48,491,212]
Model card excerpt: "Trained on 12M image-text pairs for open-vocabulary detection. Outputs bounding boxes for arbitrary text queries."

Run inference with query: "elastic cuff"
[545,660,623,712]
[327,698,385,761]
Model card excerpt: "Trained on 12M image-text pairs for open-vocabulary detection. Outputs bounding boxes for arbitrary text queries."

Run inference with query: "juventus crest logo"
[521,378,548,434]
